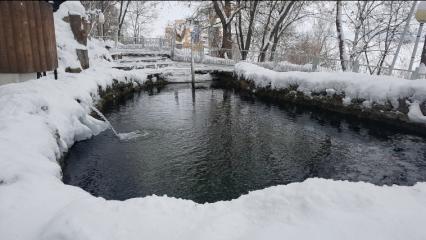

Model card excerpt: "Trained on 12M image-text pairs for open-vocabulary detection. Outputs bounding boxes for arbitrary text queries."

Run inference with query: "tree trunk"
[336,0,347,71]
[221,23,232,58]
[421,34,426,67]
[258,43,271,62]
[236,7,244,54]
[117,0,131,40]
[269,31,280,61]
[258,1,294,62]
[212,0,234,59]
[240,0,258,60]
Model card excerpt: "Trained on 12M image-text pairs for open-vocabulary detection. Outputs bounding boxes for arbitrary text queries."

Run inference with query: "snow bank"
[257,61,313,72]
[0,66,148,182]
[235,62,426,124]
[2,177,426,240]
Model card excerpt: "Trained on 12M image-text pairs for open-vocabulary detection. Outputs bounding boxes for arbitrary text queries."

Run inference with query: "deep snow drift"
[1,2,426,240]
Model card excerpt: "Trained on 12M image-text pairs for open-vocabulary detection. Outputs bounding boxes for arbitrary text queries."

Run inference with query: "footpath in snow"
[1,2,426,240]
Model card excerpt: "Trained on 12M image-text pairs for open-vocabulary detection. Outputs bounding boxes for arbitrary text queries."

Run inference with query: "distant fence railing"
[171,47,426,79]
[92,36,172,51]
[92,35,425,79]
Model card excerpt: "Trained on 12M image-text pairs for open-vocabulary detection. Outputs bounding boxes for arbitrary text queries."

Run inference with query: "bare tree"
[336,0,348,71]
[375,1,412,75]
[117,0,131,39]
[126,1,157,42]
[81,1,118,38]
[257,1,295,62]
[235,0,259,60]
[212,0,243,58]
[268,1,311,61]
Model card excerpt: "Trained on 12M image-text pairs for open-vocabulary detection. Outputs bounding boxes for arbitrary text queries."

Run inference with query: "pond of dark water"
[63,83,426,203]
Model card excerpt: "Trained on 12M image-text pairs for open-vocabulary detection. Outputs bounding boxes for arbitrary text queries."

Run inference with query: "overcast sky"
[146,1,200,37]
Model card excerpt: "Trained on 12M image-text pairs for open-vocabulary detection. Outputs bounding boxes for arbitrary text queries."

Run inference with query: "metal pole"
[191,34,195,87]
[114,29,118,49]
[409,23,424,75]
[171,29,175,59]
[389,0,417,75]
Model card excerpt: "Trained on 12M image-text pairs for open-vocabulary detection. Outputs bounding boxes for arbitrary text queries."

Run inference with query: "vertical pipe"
[409,23,424,75]
[191,33,195,87]
[389,0,417,75]
[114,29,118,49]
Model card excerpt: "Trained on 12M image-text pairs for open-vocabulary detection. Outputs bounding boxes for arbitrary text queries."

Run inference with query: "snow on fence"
[92,36,172,52]
[171,47,235,65]
[170,47,426,80]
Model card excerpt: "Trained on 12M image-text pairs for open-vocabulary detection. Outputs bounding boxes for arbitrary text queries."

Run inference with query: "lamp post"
[408,2,426,78]
[415,1,426,73]
[408,23,424,75]
[388,1,417,75]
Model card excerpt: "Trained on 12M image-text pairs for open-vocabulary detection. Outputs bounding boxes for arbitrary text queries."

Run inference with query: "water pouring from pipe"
[90,105,145,141]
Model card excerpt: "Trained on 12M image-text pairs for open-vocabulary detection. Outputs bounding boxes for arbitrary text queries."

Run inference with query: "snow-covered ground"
[1,2,426,240]
[258,61,314,72]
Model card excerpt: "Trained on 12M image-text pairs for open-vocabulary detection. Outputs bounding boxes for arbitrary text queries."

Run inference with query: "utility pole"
[412,1,426,78]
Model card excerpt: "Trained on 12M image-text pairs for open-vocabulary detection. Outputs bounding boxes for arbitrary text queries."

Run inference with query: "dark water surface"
[63,83,426,203]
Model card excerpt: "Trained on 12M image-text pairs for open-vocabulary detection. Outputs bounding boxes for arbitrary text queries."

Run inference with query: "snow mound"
[258,61,313,72]
[55,1,86,19]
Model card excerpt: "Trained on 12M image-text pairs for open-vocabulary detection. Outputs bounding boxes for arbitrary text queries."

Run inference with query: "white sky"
[146,1,200,38]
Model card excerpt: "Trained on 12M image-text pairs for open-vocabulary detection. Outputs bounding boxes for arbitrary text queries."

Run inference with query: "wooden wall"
[0,1,58,73]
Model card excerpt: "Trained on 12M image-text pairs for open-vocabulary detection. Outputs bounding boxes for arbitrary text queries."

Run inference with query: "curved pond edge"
[95,74,167,110]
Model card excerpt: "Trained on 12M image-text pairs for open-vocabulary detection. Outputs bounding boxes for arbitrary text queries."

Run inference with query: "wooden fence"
[0,1,58,73]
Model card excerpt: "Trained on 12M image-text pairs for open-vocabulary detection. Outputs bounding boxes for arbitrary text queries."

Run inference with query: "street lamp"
[409,2,426,78]
[388,1,417,76]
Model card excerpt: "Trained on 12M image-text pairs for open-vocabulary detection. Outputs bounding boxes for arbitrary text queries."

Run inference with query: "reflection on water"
[63,83,426,203]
